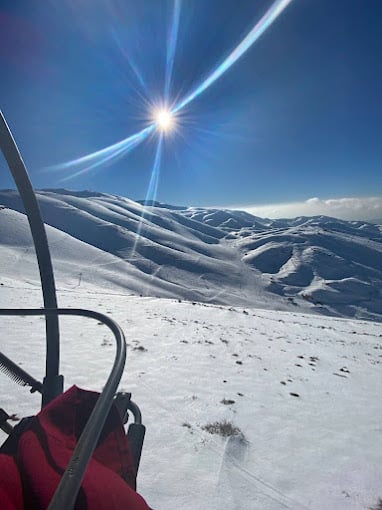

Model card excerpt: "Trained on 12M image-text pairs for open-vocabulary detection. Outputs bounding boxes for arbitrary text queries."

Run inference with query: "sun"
[154,108,175,133]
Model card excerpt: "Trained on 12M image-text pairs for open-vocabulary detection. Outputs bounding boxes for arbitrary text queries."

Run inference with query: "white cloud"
[235,196,382,222]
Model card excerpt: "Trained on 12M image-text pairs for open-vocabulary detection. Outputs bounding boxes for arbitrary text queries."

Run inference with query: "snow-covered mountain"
[182,207,382,320]
[1,189,382,509]
[0,189,381,321]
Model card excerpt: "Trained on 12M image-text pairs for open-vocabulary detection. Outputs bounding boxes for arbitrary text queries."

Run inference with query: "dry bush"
[202,420,242,438]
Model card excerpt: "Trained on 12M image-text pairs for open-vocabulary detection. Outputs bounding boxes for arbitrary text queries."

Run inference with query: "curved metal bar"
[128,400,142,425]
[0,307,126,510]
[0,111,61,405]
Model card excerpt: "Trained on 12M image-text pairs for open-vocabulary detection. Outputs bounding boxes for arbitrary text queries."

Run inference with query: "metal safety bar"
[0,307,126,510]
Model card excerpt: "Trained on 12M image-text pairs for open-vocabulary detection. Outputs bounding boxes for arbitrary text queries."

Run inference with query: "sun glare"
[154,109,174,133]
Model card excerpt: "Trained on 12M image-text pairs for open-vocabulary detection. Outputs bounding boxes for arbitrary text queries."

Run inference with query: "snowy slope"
[176,207,382,321]
[1,188,382,509]
[0,191,290,313]
[0,286,381,510]
[0,189,381,321]
[234,218,382,321]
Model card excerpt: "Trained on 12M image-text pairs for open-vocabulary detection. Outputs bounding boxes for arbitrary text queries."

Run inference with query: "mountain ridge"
[0,189,381,322]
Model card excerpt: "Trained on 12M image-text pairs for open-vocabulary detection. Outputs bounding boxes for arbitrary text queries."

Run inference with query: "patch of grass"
[202,419,243,438]
[370,499,382,510]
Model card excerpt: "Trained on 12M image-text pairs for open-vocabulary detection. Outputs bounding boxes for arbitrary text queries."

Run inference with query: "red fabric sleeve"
[0,454,23,510]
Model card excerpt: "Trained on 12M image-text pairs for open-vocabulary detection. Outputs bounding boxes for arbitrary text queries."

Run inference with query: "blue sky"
[0,0,381,219]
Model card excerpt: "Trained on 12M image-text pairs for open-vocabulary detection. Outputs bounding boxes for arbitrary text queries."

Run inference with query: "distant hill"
[0,189,381,321]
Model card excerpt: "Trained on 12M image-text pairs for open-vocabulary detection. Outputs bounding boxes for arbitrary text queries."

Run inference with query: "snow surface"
[1,287,381,509]
[0,189,381,321]
[1,189,382,509]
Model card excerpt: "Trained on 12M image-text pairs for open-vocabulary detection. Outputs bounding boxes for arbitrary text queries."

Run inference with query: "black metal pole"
[0,111,63,405]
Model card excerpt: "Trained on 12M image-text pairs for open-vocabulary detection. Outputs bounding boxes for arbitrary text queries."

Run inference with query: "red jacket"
[0,386,150,509]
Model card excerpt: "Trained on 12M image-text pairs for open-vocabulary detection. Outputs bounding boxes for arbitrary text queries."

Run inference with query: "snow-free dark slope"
[0,189,381,321]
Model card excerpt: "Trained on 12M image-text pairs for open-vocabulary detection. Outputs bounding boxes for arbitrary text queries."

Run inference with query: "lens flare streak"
[47,125,154,179]
[131,133,164,258]
[112,29,149,95]
[60,144,133,181]
[145,133,164,205]
[164,0,182,101]
[173,0,293,112]
[49,0,293,180]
